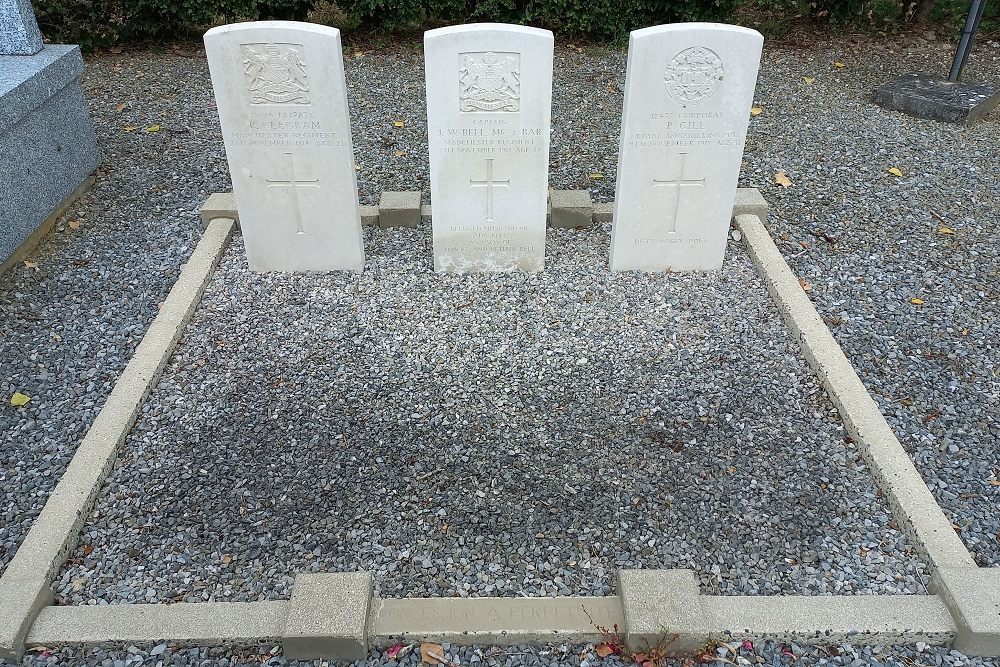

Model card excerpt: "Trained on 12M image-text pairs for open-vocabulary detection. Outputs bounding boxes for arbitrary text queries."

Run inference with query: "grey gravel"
[5,640,1000,667]
[1,29,996,613]
[55,224,926,603]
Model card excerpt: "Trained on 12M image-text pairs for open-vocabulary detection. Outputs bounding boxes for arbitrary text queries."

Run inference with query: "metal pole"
[949,0,988,82]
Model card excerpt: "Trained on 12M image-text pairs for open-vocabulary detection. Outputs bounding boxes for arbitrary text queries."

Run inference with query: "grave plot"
[53,224,929,606]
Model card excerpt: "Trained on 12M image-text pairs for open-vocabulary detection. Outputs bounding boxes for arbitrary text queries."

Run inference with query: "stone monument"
[609,23,763,272]
[425,24,553,273]
[0,0,100,272]
[204,21,365,272]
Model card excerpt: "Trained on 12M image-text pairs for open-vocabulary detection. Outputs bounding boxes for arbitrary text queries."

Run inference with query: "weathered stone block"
[550,190,592,228]
[283,572,373,660]
[618,569,709,656]
[873,73,1000,124]
[379,191,422,228]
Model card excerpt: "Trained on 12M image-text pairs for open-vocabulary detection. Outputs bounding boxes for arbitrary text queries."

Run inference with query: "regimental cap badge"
[663,47,725,105]
[459,51,521,113]
[241,42,311,105]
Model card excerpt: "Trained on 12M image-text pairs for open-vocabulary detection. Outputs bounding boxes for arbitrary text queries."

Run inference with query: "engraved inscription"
[460,52,520,112]
[469,158,510,222]
[651,153,704,234]
[242,43,310,105]
[265,152,319,234]
[663,47,724,105]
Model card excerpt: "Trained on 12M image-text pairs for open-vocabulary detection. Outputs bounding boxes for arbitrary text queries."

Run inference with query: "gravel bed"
[0,50,228,574]
[5,640,998,667]
[54,225,926,603]
[3,30,996,594]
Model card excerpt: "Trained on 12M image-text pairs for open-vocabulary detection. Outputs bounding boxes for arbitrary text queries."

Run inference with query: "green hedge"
[31,0,992,50]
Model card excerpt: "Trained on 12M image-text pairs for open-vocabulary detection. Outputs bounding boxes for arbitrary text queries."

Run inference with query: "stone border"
[2,197,997,659]
[0,218,236,659]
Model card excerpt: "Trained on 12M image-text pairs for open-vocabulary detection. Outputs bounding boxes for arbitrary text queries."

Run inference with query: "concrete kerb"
[3,198,992,660]
[735,212,977,574]
[0,218,236,660]
[200,187,769,229]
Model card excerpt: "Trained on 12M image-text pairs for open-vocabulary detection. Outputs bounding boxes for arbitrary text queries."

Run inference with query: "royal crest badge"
[241,43,311,105]
[459,51,521,112]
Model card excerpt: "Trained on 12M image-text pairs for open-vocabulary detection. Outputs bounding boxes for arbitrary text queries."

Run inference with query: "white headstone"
[204,21,364,272]
[609,23,763,271]
[425,24,553,272]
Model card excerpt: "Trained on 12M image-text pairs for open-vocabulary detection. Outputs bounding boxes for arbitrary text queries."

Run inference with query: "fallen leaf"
[83,544,94,556]
[888,167,903,177]
[124,126,138,132]
[750,105,764,116]
[23,260,38,270]
[910,297,925,305]
[221,554,233,564]
[109,46,122,54]
[115,102,127,113]
[420,642,447,665]
[68,220,81,230]
[595,643,619,658]
[803,76,816,84]
[774,171,793,187]
[353,51,364,59]
[10,392,31,407]
[799,278,812,292]
[589,172,604,179]
[961,328,969,336]
[394,150,407,157]
[989,480,1000,486]
[937,226,954,235]
[834,61,845,68]
[393,120,405,128]
[144,124,161,133]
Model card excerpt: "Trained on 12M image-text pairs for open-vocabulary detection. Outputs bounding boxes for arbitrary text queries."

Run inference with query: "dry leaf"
[68,220,81,230]
[937,226,954,235]
[23,260,38,270]
[774,171,793,187]
[353,51,364,59]
[750,105,764,116]
[387,643,412,660]
[115,102,127,113]
[124,126,138,132]
[394,150,407,157]
[589,172,604,179]
[888,167,903,177]
[420,642,447,665]
[144,124,161,133]
[595,643,617,658]
[393,120,405,128]
[221,554,233,564]
[989,480,1000,486]
[834,61,846,68]
[10,392,31,407]
[910,297,925,305]
[803,76,816,84]
[799,278,812,292]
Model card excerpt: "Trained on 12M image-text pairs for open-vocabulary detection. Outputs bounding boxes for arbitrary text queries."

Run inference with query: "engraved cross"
[265,151,319,235]
[470,158,510,223]
[652,153,705,234]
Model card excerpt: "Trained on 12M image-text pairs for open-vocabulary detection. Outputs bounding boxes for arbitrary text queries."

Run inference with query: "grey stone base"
[0,45,101,266]
[873,73,1000,124]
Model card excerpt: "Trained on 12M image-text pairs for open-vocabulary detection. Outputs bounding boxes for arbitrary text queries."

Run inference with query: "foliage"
[31,0,997,49]
[333,0,742,38]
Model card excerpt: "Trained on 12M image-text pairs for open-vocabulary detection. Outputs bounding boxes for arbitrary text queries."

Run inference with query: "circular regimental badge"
[663,47,725,105]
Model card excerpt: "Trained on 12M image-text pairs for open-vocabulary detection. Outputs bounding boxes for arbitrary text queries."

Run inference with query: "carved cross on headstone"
[469,158,510,223]
[265,151,319,235]
[651,152,705,234]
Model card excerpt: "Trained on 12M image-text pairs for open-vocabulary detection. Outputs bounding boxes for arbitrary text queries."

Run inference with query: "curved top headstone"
[204,21,364,272]
[425,23,554,273]
[610,23,763,272]
[0,0,44,55]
